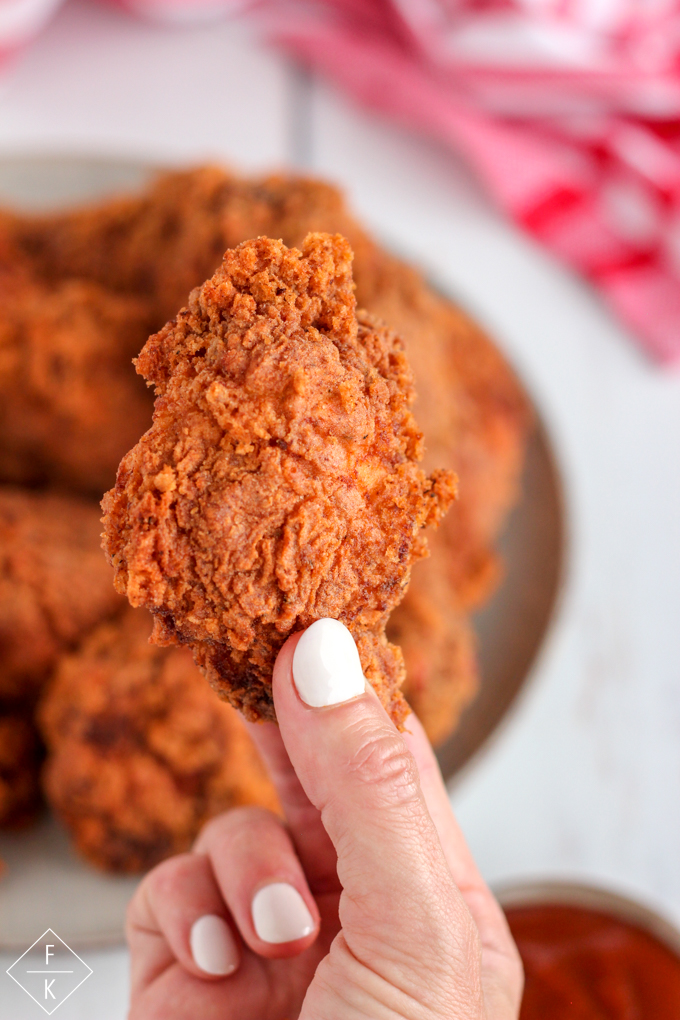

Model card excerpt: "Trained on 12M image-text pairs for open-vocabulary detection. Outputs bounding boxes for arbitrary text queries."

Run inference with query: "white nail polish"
[190,914,238,976]
[252,883,315,944]
[292,618,365,708]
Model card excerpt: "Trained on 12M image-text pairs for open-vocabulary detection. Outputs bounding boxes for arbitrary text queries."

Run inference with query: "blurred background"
[0,2,679,1017]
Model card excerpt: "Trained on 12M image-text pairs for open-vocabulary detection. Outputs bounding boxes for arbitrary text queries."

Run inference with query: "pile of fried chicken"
[0,168,530,874]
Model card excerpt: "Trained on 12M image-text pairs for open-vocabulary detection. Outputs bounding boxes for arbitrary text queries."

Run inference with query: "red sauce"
[505,903,680,1019]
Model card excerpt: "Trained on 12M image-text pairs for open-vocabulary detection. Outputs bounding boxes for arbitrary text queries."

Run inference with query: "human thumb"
[272,619,482,1007]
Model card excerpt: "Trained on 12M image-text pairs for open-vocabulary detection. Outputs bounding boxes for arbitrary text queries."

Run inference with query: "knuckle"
[148,853,195,898]
[126,880,146,928]
[194,811,226,850]
[125,852,194,933]
[195,805,288,865]
[346,727,420,810]
[198,805,281,849]
[220,804,279,831]
[196,804,279,849]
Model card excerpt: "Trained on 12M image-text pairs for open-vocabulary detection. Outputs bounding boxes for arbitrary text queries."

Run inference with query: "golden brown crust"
[0,708,43,829]
[4,166,244,319]
[39,606,278,873]
[0,267,154,495]
[102,233,456,725]
[388,556,479,747]
[0,487,124,703]
[350,252,531,609]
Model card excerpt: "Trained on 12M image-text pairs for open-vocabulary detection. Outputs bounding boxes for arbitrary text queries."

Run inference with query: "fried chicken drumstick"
[102,233,456,726]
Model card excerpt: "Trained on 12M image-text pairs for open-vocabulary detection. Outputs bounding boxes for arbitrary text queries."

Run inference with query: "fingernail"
[190,914,238,976]
[292,618,365,708]
[252,882,315,944]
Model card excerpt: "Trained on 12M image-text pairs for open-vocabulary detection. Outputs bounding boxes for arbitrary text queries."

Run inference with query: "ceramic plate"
[0,156,565,948]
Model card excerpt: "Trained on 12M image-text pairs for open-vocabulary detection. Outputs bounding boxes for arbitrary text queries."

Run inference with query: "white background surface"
[1,2,679,1016]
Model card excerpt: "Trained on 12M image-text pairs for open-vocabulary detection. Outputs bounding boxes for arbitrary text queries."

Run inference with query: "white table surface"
[1,2,679,1016]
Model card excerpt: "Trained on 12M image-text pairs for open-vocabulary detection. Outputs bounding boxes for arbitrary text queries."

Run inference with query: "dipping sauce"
[505,903,680,1019]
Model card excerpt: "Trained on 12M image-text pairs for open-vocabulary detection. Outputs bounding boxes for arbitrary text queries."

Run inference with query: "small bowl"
[496,878,680,957]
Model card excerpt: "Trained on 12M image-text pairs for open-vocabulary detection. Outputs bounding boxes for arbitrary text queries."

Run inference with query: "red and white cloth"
[0,0,63,58]
[2,0,680,361]
[264,0,680,363]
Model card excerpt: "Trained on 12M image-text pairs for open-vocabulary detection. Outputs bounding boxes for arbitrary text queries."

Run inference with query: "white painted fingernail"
[252,882,315,944]
[190,914,238,976]
[292,618,365,707]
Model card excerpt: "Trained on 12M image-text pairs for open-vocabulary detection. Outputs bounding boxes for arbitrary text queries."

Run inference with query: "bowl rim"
[495,878,680,958]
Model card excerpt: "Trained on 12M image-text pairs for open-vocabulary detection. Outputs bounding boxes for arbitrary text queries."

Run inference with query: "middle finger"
[193,804,321,959]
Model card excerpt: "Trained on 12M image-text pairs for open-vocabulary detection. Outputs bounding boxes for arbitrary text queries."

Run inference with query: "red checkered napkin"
[265,0,680,363]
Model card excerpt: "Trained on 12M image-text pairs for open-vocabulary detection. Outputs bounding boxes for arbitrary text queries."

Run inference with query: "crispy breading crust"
[0,709,43,829]
[388,556,479,746]
[0,267,154,495]
[0,488,124,703]
[102,233,456,726]
[39,607,278,874]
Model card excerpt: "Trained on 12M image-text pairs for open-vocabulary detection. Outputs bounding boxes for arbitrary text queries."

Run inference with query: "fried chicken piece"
[0,488,124,703]
[103,233,456,726]
[0,267,154,495]
[349,249,530,609]
[7,169,527,601]
[359,249,527,743]
[4,166,249,323]
[39,607,278,873]
[221,176,529,607]
[388,556,479,746]
[0,708,43,829]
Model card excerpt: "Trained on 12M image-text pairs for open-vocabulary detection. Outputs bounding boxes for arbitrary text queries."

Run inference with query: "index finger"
[245,670,340,896]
